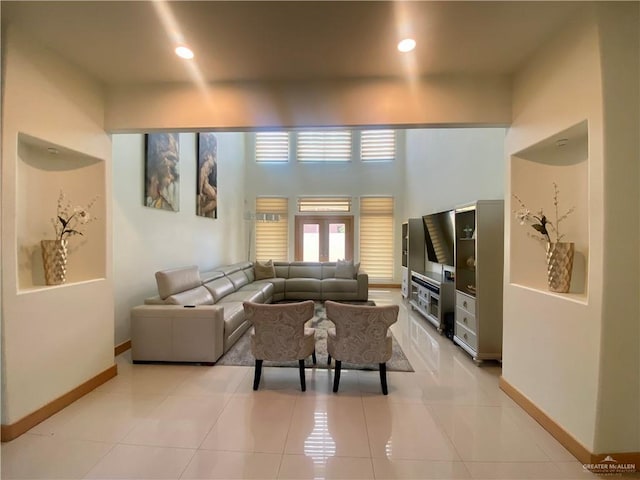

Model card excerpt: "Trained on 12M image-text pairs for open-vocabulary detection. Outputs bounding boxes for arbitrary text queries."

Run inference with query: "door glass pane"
[303,223,320,261]
[328,223,346,261]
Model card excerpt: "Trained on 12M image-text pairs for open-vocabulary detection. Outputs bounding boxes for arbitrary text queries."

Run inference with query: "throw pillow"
[335,259,355,279]
[254,259,276,280]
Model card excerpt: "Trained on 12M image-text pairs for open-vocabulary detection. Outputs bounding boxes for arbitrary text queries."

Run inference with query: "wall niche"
[510,120,588,299]
[17,133,106,291]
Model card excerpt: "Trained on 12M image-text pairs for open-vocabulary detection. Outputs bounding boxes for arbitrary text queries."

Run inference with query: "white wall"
[1,28,114,425]
[112,132,246,345]
[591,2,639,453]
[503,4,639,453]
[404,128,506,218]
[243,132,406,283]
[106,76,511,132]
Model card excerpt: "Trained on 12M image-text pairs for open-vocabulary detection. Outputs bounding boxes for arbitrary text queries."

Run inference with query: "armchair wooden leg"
[298,359,306,392]
[253,359,263,391]
[327,354,331,365]
[312,349,317,365]
[379,362,388,395]
[333,360,342,393]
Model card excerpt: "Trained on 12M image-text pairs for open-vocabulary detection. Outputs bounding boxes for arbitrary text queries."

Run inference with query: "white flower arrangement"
[513,182,575,243]
[51,190,98,242]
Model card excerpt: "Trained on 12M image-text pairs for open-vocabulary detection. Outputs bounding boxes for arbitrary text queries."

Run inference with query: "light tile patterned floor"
[2,289,633,479]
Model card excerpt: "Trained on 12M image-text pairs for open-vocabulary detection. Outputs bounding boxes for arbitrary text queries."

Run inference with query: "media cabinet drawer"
[456,306,477,333]
[456,292,476,316]
[455,321,478,351]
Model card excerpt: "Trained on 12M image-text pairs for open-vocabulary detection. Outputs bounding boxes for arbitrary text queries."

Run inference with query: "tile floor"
[1,289,634,479]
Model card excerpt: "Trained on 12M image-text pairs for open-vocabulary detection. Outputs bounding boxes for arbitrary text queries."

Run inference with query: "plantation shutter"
[360,197,394,281]
[255,132,289,162]
[297,197,352,213]
[361,130,396,161]
[255,197,288,261]
[297,130,352,162]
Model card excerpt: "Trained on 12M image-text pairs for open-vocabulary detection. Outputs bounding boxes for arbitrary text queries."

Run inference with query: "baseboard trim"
[1,364,117,442]
[499,377,640,470]
[115,339,131,356]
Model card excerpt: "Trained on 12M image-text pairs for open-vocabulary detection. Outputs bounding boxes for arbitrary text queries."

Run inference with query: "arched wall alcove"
[16,132,107,291]
[509,120,589,300]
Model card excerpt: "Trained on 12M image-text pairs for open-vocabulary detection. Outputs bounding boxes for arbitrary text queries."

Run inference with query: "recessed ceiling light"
[556,138,569,147]
[47,147,59,155]
[397,38,416,53]
[175,45,194,59]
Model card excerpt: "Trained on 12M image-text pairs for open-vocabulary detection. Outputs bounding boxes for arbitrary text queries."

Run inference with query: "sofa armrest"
[131,305,225,363]
[356,270,369,301]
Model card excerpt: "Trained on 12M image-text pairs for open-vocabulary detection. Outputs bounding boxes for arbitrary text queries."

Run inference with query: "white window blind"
[361,130,396,161]
[360,197,394,281]
[256,132,289,162]
[297,130,352,162]
[298,197,352,212]
[255,197,288,261]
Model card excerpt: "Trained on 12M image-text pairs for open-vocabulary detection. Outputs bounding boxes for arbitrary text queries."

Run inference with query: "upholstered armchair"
[243,300,316,391]
[325,301,399,395]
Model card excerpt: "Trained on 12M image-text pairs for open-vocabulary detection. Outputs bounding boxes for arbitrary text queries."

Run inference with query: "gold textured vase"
[546,242,574,293]
[41,239,68,285]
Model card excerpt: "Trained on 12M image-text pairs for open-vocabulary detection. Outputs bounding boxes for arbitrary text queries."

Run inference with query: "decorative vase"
[41,239,68,285]
[546,242,574,293]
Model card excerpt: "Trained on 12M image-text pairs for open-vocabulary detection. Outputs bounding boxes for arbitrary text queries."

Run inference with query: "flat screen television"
[422,210,455,267]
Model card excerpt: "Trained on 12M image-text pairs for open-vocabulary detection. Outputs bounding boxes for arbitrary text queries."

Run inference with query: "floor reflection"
[409,314,442,371]
[304,411,336,466]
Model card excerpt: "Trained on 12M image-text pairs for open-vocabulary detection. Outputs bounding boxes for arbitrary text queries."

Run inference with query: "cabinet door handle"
[463,301,468,308]
[463,333,468,340]
[463,317,467,324]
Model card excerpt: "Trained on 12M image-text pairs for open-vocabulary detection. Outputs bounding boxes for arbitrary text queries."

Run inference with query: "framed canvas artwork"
[197,132,218,218]
[145,133,180,212]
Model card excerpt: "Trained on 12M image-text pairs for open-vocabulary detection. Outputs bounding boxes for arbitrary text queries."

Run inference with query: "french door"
[294,215,353,262]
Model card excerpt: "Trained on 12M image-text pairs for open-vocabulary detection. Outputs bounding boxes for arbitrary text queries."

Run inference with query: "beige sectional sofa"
[130,260,368,364]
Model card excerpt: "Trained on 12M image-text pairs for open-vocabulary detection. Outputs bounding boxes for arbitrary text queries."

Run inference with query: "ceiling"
[1,1,584,86]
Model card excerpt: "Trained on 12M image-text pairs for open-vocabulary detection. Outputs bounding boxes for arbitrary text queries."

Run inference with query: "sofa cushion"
[228,270,249,289]
[322,278,358,293]
[218,301,246,333]
[289,262,322,279]
[156,266,202,299]
[286,278,322,293]
[267,277,286,295]
[243,266,256,283]
[203,277,236,302]
[239,281,275,299]
[254,259,276,280]
[274,262,290,278]
[321,263,336,279]
[335,259,355,279]
[200,270,225,284]
[165,286,215,305]
[222,290,264,304]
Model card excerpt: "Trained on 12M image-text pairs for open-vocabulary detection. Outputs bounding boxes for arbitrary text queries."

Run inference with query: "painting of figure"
[197,132,218,218]
[145,133,180,212]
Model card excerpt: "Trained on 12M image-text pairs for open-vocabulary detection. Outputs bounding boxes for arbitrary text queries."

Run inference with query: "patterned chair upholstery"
[325,301,399,395]
[243,300,316,391]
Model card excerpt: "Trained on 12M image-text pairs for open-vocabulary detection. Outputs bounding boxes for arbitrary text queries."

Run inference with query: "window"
[361,129,396,162]
[294,215,353,262]
[297,197,352,213]
[360,197,394,281]
[297,130,352,162]
[255,132,289,162]
[255,129,396,163]
[255,197,288,261]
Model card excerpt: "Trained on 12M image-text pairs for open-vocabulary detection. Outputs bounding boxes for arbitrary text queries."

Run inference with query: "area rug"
[217,302,414,372]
